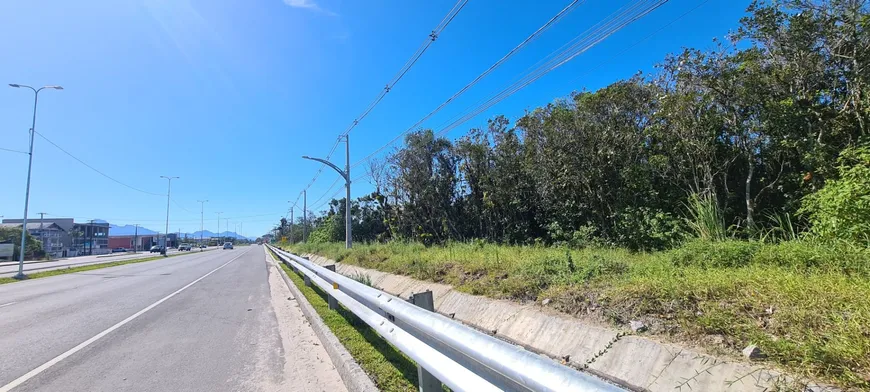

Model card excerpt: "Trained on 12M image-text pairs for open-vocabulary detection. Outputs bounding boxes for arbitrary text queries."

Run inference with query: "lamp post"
[160,176,179,255]
[197,199,208,250]
[9,83,63,279]
[302,134,351,249]
[215,212,223,245]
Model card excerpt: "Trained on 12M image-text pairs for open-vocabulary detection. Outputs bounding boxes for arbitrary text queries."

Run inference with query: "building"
[2,218,111,256]
[108,235,156,251]
[0,222,65,258]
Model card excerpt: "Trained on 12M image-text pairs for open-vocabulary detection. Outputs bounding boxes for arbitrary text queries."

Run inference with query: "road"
[0,248,217,277]
[0,245,347,392]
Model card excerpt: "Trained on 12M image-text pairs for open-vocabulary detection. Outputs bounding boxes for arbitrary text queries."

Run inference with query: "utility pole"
[88,219,94,256]
[9,83,63,280]
[39,212,45,251]
[226,218,229,241]
[301,134,352,248]
[344,134,352,249]
[303,190,307,242]
[197,199,208,249]
[134,224,139,253]
[216,212,223,245]
[290,207,294,244]
[159,176,178,256]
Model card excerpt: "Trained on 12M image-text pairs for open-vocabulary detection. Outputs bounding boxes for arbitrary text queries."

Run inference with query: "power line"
[430,0,668,138]
[34,131,165,196]
[563,0,712,88]
[0,147,28,155]
[297,0,470,202]
[42,212,282,224]
[351,0,588,168]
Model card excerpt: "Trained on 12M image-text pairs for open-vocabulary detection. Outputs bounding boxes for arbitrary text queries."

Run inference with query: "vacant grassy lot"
[286,240,870,389]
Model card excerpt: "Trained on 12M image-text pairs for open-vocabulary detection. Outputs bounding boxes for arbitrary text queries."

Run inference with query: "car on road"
[111,247,127,253]
[149,245,165,253]
[200,245,207,249]
[223,242,233,250]
[178,243,192,251]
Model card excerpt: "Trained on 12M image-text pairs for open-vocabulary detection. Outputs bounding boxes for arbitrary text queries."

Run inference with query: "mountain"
[191,230,218,239]
[105,225,250,240]
[189,230,251,240]
[109,224,158,236]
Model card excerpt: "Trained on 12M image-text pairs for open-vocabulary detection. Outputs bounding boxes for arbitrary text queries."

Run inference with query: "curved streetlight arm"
[301,156,349,182]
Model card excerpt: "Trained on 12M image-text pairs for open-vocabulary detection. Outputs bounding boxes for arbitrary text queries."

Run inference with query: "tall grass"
[288,240,870,389]
[685,193,727,241]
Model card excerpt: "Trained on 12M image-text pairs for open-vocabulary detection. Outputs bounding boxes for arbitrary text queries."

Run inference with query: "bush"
[612,207,686,251]
[666,239,760,268]
[800,141,870,244]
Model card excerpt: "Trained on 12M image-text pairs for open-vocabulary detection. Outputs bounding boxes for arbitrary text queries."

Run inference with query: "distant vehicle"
[149,245,165,253]
[178,243,192,251]
[223,242,233,250]
[111,247,127,253]
[200,244,207,249]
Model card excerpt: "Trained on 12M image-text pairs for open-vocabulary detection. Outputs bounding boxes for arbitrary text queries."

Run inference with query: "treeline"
[281,0,870,250]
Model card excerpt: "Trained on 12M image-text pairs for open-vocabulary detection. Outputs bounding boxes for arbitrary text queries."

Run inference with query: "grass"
[267,248,418,391]
[286,239,870,390]
[0,251,202,285]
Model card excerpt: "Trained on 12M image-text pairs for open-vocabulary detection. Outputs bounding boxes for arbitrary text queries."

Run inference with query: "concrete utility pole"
[134,224,139,253]
[303,190,307,242]
[197,199,208,249]
[225,219,229,241]
[301,134,352,248]
[9,83,63,279]
[160,176,178,255]
[39,212,45,249]
[216,212,223,245]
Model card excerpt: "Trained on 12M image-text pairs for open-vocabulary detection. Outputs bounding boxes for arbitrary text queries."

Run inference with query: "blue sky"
[0,0,750,238]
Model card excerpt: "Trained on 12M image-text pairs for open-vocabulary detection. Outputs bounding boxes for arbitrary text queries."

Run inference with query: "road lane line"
[0,248,251,392]
[0,302,16,308]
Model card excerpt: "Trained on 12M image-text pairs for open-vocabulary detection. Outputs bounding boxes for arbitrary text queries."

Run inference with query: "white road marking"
[0,302,17,308]
[0,248,251,392]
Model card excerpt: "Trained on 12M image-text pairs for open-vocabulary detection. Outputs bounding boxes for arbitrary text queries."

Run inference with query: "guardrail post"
[325,265,339,310]
[303,275,312,287]
[411,290,442,392]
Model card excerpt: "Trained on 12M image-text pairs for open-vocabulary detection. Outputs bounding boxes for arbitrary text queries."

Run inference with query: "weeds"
[289,240,870,390]
[685,193,727,241]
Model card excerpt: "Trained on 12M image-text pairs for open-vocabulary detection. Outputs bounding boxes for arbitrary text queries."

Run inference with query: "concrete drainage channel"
[267,244,626,392]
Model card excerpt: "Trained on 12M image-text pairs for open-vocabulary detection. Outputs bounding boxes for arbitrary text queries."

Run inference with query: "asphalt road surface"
[0,245,347,392]
[0,248,217,277]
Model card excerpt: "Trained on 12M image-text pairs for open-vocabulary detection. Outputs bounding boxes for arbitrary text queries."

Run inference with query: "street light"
[9,83,63,279]
[301,134,351,249]
[197,199,208,250]
[160,176,179,256]
[215,211,223,245]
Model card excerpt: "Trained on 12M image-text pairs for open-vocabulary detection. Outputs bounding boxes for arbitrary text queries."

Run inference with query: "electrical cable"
[34,131,165,196]
[297,0,470,201]
[350,0,588,168]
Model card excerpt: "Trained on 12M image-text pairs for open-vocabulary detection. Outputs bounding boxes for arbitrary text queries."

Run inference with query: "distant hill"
[107,225,250,240]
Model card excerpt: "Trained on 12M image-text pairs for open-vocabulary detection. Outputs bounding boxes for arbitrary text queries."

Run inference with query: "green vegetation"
[268,249,417,391]
[270,1,870,389]
[288,240,870,389]
[0,226,44,260]
[0,253,182,285]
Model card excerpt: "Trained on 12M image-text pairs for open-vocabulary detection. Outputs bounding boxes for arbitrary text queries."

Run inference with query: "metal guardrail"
[267,244,625,392]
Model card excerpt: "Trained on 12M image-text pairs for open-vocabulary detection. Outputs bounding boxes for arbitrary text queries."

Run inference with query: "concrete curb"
[267,249,378,392]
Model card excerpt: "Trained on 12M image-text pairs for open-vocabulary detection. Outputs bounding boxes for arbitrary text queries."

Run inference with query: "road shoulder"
[265,249,351,392]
